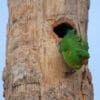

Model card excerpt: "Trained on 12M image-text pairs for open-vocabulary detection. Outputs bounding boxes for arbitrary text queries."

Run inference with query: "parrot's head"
[77,50,90,65]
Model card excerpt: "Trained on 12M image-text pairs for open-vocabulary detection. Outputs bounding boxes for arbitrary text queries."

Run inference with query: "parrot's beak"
[82,59,88,65]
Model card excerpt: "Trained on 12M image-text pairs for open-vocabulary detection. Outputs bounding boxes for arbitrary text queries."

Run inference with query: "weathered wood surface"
[3,0,93,100]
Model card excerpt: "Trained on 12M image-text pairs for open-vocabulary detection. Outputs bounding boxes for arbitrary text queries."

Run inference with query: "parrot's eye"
[78,52,82,58]
[53,23,75,38]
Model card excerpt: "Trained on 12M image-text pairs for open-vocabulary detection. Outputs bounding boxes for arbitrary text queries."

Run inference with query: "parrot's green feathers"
[59,29,90,71]
[59,29,81,53]
[62,50,82,70]
[77,49,90,59]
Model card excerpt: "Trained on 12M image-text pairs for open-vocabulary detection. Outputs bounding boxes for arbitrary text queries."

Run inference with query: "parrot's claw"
[64,70,76,76]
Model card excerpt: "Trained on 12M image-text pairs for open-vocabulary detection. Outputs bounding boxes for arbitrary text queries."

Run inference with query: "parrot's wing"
[59,36,69,53]
[62,51,72,66]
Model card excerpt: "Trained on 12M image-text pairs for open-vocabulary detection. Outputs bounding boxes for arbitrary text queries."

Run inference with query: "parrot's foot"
[64,70,76,76]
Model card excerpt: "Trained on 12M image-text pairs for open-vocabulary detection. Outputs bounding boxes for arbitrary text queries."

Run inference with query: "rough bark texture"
[3,0,93,100]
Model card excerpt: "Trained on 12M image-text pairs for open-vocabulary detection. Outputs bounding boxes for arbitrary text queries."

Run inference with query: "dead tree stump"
[3,0,93,100]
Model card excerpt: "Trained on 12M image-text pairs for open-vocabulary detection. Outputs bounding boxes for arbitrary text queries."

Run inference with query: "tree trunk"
[3,0,93,100]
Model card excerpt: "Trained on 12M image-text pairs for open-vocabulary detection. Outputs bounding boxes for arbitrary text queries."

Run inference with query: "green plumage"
[59,29,90,71]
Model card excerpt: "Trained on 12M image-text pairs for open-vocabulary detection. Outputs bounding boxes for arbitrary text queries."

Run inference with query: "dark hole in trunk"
[53,23,75,38]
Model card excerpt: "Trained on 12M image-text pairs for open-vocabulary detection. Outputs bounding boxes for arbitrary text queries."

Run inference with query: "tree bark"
[3,0,93,100]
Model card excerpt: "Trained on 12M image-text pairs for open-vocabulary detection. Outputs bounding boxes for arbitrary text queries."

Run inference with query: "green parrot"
[59,29,90,75]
